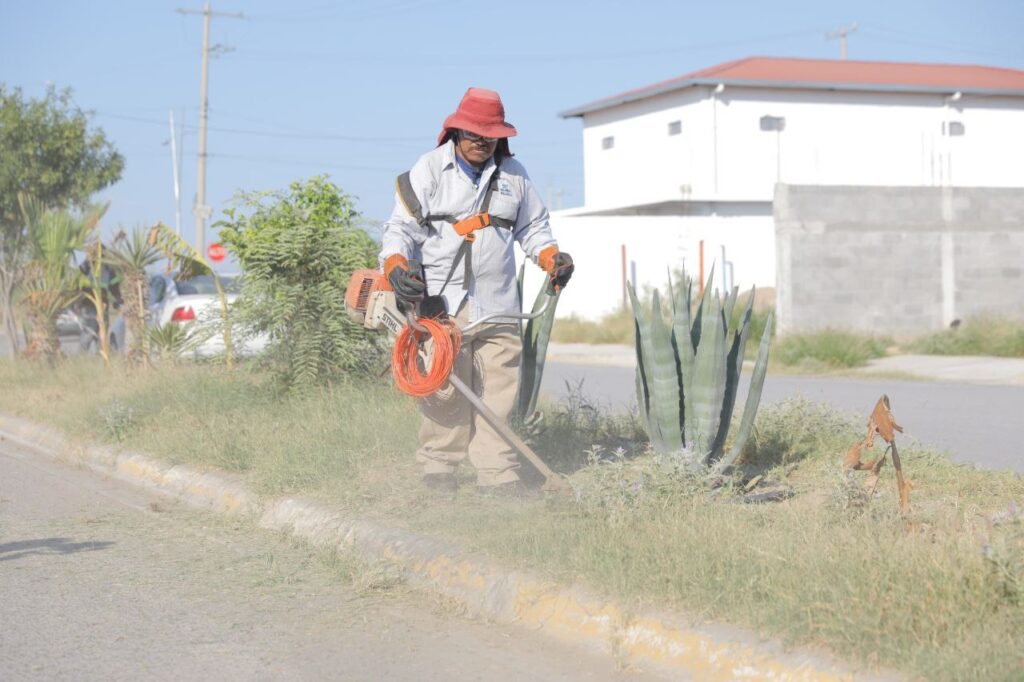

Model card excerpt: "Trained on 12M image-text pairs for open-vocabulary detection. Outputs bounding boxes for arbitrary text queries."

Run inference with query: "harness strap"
[395,163,517,298]
[395,172,423,224]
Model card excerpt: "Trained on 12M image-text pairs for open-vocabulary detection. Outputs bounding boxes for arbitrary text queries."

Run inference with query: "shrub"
[216,176,386,390]
[775,329,890,368]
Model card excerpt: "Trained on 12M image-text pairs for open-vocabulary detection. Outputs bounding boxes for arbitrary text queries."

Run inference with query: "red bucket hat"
[437,87,517,145]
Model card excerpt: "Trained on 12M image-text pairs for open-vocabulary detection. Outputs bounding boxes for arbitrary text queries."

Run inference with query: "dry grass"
[551,291,774,358]
[906,315,1024,358]
[550,308,636,345]
[2,357,1022,680]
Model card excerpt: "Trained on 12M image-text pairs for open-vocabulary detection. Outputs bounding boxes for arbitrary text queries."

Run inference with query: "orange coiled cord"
[391,318,462,397]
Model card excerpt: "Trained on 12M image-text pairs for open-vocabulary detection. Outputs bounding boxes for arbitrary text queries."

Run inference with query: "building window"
[760,115,786,131]
[942,121,966,136]
[601,135,615,150]
[667,120,682,136]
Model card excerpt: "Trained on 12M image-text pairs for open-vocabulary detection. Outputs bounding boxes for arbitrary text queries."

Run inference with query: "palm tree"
[16,194,105,360]
[109,227,161,366]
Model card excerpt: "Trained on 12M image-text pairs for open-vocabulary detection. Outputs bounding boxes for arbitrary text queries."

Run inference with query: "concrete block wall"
[775,185,1024,336]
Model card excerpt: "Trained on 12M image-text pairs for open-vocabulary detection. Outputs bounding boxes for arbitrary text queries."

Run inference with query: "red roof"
[561,57,1024,117]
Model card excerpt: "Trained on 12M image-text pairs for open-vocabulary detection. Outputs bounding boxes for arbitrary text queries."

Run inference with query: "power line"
[230,28,824,66]
[202,151,395,173]
[254,0,457,24]
[93,111,424,145]
[860,24,1024,62]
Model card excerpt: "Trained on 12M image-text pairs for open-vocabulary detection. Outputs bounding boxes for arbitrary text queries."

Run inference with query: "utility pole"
[826,23,858,60]
[168,110,183,236]
[176,2,243,255]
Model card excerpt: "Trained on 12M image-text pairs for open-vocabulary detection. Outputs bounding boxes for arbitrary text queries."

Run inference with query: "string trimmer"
[344,269,567,492]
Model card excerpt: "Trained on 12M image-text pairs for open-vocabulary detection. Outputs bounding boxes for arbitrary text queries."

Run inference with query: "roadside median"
[2,359,1022,680]
[1,410,872,681]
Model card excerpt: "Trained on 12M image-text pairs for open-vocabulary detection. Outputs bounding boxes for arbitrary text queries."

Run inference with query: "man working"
[379,87,573,496]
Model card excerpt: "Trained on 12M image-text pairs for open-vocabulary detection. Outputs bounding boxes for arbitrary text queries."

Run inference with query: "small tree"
[79,238,114,366]
[216,176,384,390]
[0,84,123,356]
[109,227,161,366]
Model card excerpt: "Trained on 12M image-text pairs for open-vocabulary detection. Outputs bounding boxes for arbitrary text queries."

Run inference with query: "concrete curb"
[0,412,891,681]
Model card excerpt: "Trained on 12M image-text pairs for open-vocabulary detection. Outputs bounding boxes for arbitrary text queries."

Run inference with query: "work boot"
[422,472,458,494]
[476,480,539,500]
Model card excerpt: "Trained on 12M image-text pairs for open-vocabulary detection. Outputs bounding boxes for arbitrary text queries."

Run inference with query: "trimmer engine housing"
[344,269,405,337]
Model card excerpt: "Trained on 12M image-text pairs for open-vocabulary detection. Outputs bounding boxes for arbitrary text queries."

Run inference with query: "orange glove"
[384,254,425,306]
[539,246,574,293]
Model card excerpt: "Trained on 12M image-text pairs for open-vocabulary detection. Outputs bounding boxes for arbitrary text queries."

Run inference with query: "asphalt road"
[541,362,1024,474]
[0,438,661,682]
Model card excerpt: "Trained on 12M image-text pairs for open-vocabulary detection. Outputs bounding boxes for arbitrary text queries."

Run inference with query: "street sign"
[207,242,227,263]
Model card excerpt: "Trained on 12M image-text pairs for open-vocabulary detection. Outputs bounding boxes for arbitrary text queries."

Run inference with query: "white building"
[542,56,1024,320]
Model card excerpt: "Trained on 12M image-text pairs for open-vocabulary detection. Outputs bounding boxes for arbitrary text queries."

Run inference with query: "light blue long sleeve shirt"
[379,140,557,322]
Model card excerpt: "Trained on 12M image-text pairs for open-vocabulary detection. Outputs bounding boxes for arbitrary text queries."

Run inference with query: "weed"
[741,397,859,470]
[775,329,891,368]
[523,379,647,476]
[100,399,136,442]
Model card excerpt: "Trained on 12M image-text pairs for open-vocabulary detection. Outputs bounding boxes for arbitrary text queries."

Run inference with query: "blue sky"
[4,0,1023,250]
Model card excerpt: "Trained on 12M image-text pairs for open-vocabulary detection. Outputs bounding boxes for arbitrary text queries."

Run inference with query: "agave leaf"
[723,285,739,332]
[516,281,559,420]
[514,262,526,411]
[516,263,525,319]
[710,289,755,459]
[689,290,727,459]
[666,267,676,316]
[690,264,715,351]
[629,283,664,451]
[717,312,774,473]
[672,270,695,445]
[649,289,683,450]
[735,286,757,365]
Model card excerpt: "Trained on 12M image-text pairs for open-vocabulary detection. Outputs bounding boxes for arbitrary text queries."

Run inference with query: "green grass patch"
[906,315,1024,358]
[2,357,1023,680]
[774,329,891,369]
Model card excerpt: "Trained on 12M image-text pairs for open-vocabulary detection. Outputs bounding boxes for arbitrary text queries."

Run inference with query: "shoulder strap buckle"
[453,213,490,240]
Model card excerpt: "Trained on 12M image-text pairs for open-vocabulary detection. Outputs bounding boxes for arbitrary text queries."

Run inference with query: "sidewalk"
[856,354,1024,385]
[547,343,1024,386]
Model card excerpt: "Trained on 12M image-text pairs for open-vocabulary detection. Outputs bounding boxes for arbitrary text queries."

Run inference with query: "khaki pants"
[416,305,522,486]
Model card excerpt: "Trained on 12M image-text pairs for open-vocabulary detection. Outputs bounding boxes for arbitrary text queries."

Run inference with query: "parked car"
[148,273,268,358]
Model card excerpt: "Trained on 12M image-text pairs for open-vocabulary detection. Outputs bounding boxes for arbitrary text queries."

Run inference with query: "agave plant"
[148,321,194,363]
[515,264,560,423]
[629,267,773,473]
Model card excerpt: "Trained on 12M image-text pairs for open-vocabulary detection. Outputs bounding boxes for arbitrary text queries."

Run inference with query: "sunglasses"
[459,130,498,144]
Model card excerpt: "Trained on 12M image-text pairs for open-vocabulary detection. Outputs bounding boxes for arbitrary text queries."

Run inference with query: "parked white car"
[148,273,269,358]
